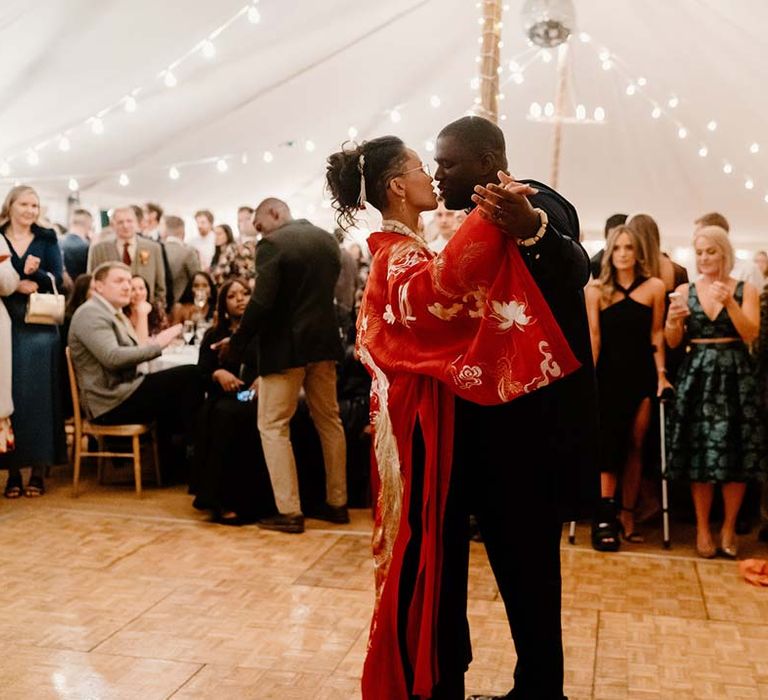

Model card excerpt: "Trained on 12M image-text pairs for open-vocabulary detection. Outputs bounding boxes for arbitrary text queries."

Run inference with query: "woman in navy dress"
[0,185,66,497]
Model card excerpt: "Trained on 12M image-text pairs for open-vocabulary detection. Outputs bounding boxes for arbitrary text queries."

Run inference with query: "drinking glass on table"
[182,320,195,345]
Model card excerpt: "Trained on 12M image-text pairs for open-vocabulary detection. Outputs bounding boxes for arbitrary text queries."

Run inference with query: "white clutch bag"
[25,272,65,325]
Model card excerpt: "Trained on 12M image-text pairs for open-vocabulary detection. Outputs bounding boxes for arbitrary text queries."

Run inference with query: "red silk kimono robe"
[357,210,580,699]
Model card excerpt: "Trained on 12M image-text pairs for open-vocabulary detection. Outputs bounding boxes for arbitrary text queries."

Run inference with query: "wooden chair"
[65,347,161,497]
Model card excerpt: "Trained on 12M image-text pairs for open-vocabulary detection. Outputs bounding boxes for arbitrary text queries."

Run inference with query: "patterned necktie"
[122,241,131,265]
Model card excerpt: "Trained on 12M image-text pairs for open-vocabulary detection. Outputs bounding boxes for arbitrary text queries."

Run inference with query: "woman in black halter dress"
[586,225,670,550]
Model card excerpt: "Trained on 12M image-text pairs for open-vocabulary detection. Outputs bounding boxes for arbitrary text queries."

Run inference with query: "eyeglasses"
[400,163,432,177]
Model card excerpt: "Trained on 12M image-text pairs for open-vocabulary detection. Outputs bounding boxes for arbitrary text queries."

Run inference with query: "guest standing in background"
[188,209,216,271]
[162,216,200,302]
[0,185,66,497]
[0,234,19,456]
[666,226,766,558]
[60,208,92,284]
[586,225,670,550]
[209,223,239,286]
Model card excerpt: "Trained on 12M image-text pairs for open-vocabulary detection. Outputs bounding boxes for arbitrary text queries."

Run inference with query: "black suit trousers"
[456,395,566,700]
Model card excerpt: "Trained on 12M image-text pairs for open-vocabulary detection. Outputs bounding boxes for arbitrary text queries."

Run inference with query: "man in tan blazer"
[88,207,166,302]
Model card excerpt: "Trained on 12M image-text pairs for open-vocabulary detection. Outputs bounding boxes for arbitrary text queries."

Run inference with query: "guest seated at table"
[171,271,216,325]
[62,273,94,418]
[191,278,276,523]
[124,274,168,344]
[68,261,205,482]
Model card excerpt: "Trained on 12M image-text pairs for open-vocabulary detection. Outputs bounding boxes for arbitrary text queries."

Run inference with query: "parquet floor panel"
[0,472,766,699]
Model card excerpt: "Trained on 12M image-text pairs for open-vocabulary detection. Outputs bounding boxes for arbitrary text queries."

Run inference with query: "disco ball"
[521,0,576,48]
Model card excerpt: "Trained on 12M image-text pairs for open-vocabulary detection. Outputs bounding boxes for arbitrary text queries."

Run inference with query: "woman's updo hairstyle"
[326,136,408,230]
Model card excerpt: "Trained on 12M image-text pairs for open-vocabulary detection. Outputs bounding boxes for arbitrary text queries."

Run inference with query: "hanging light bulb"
[240,152,249,165]
[119,173,130,187]
[579,32,591,43]
[58,135,71,152]
[91,118,104,135]
[201,40,216,59]
[68,178,79,192]
[0,161,10,177]
[425,140,435,152]
[745,178,754,190]
[593,107,605,122]
[698,146,708,158]
[575,104,586,120]
[668,96,679,108]
[347,126,358,139]
[512,72,524,84]
[540,49,553,63]
[26,149,39,166]
[263,151,274,163]
[247,4,261,23]
[305,140,316,152]
[216,158,228,173]
[169,166,180,180]
[678,127,688,139]
[723,162,733,175]
[637,77,647,86]
[651,106,662,119]
[764,194,768,204]
[164,70,177,88]
[509,60,521,72]
[529,102,542,118]
[544,102,555,117]
[430,95,441,108]
[602,60,613,71]
[390,109,402,123]
[124,95,138,112]
[598,49,611,61]
[470,77,480,90]
[750,142,760,154]
[473,96,482,105]
[707,120,717,131]
[625,84,636,96]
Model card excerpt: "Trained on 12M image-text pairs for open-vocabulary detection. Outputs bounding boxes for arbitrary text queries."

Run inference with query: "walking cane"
[659,387,675,549]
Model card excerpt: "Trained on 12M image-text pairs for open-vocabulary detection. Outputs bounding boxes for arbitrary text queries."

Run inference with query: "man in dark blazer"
[433,116,599,700]
[229,198,347,534]
[88,207,166,303]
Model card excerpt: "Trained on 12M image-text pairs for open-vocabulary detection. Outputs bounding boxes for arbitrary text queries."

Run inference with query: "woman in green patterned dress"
[665,226,765,559]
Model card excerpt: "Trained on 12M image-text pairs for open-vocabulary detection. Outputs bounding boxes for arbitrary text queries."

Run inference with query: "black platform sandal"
[591,498,620,552]
[3,472,23,499]
[24,475,45,497]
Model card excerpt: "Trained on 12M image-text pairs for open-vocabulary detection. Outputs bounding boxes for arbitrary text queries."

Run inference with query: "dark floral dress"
[666,282,767,482]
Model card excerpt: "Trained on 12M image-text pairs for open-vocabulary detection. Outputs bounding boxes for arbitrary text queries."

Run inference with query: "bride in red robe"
[326,136,579,700]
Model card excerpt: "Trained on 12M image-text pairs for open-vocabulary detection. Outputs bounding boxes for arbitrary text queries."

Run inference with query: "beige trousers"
[257,361,347,515]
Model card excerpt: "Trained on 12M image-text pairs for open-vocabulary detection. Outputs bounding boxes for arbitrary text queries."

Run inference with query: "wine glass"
[182,320,195,345]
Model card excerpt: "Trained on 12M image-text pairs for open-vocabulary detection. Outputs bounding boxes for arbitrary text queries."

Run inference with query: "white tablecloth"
[149,345,200,373]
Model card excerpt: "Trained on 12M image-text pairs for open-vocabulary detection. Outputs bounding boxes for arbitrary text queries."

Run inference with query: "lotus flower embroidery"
[491,299,532,331]
[454,365,483,390]
[383,305,396,324]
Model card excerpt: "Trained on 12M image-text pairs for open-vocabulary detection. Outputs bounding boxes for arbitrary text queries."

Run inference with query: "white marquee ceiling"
[1,0,766,250]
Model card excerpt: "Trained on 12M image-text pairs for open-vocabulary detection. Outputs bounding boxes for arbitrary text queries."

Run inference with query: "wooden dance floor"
[1,469,767,699]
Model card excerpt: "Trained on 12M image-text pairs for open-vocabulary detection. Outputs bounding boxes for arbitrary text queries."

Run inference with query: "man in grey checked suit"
[68,262,203,480]
[88,207,166,303]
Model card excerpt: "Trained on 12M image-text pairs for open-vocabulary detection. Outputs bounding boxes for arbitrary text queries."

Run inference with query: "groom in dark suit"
[434,116,599,700]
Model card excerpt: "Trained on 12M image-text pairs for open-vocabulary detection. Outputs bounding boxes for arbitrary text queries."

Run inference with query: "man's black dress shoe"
[256,513,305,534]
[304,503,350,524]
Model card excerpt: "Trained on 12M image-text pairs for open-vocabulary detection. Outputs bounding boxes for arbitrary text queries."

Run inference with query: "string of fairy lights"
[1,0,765,212]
